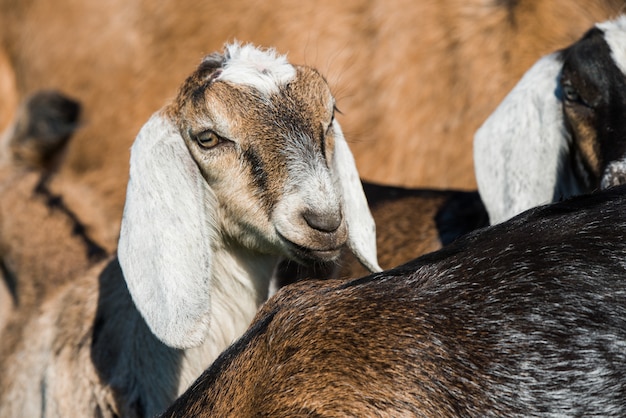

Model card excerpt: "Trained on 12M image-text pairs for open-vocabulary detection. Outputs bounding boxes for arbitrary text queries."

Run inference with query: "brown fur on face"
[564,103,602,181]
[162,59,344,260]
[1,1,622,251]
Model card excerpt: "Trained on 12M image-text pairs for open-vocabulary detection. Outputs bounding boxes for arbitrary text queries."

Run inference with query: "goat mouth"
[277,232,343,264]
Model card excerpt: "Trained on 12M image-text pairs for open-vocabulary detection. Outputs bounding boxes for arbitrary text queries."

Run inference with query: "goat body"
[0,90,106,334]
[162,186,626,417]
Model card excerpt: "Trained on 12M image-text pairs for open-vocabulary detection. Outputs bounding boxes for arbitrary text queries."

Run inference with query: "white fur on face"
[273,130,343,250]
[218,43,296,95]
[597,16,626,77]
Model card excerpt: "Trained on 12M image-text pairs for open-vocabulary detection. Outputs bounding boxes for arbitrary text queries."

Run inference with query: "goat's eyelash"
[325,105,338,135]
[326,115,335,134]
[192,129,229,149]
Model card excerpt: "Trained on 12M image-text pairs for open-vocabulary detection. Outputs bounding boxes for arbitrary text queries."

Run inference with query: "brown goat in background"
[1,0,623,251]
[0,90,107,334]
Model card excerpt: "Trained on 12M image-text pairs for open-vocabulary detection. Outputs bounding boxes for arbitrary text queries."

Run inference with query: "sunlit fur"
[218,43,296,95]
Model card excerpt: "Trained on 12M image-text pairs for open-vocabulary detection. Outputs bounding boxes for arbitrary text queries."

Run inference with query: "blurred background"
[1,0,624,251]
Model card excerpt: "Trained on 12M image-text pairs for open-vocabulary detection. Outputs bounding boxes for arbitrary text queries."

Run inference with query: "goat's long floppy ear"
[332,122,381,272]
[474,53,582,225]
[118,112,216,349]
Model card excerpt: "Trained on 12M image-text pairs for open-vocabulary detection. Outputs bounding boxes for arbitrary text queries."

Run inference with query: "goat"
[1,1,623,251]
[161,185,626,417]
[0,90,106,334]
[0,43,380,417]
[475,15,626,224]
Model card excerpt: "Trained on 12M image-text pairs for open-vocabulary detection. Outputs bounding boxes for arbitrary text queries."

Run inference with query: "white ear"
[332,122,381,272]
[473,53,583,225]
[118,113,217,349]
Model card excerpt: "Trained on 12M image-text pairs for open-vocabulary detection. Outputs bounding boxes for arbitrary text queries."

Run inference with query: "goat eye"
[194,130,221,149]
[562,84,582,103]
[325,114,335,135]
[326,121,334,135]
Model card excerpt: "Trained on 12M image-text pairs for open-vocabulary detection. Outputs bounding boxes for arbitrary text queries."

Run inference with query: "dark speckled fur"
[162,186,626,417]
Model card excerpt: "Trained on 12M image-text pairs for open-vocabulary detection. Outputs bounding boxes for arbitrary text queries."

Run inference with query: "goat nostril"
[302,209,342,233]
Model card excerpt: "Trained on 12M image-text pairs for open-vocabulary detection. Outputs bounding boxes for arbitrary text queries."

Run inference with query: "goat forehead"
[199,69,333,141]
[561,27,626,97]
[217,43,297,95]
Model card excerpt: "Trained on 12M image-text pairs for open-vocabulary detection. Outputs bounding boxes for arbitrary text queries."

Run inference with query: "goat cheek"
[565,105,601,178]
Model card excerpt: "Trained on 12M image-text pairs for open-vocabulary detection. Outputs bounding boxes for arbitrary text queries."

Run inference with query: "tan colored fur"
[339,193,456,277]
[0,0,622,250]
[0,48,17,139]
[0,91,107,334]
[0,93,116,415]
[568,110,602,179]
[0,261,116,418]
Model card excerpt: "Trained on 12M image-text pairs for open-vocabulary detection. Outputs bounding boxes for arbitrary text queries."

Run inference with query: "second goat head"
[474,16,626,224]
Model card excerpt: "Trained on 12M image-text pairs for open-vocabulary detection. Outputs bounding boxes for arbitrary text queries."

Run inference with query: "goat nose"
[303,209,342,232]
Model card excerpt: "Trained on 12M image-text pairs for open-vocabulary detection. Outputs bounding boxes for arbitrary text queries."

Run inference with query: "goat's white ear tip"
[362,253,382,273]
[368,262,383,273]
[348,225,381,273]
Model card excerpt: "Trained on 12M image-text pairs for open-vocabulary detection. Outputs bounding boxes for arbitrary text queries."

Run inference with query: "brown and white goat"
[0,44,379,417]
[161,185,626,418]
[1,1,622,251]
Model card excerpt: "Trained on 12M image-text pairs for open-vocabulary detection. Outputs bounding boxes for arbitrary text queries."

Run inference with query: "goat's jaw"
[275,227,346,264]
